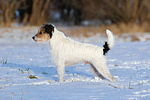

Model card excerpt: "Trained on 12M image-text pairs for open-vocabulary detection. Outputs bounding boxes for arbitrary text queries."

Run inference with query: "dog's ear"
[43,24,54,38]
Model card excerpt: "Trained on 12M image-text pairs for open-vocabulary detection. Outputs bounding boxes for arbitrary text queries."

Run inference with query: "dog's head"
[32,24,55,43]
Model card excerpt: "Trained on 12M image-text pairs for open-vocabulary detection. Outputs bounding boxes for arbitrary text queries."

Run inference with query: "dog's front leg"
[57,63,65,82]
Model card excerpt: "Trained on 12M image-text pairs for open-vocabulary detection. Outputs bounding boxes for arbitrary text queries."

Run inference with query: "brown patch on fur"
[38,33,50,41]
[33,29,51,42]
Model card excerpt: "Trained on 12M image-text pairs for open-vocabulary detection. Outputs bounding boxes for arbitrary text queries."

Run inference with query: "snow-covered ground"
[0,27,150,100]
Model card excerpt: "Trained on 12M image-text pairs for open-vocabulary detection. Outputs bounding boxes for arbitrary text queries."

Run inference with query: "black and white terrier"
[32,24,116,82]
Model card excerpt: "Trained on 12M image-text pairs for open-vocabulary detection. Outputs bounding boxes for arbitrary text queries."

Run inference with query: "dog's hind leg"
[90,63,105,80]
[91,58,116,82]
[57,62,65,82]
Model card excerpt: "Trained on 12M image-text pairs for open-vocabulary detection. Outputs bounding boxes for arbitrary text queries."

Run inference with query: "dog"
[32,23,116,82]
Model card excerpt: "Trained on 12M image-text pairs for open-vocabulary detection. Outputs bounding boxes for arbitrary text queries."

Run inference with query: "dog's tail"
[103,29,114,55]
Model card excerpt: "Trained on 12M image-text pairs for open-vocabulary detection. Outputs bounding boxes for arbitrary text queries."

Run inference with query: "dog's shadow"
[1,63,93,82]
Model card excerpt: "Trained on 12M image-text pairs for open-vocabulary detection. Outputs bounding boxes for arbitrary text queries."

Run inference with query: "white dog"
[32,24,116,82]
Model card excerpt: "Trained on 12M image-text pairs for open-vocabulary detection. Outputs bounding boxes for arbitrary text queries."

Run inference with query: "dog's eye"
[39,32,42,34]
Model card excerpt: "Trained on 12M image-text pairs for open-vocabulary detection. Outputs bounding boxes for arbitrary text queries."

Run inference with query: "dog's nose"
[32,36,35,40]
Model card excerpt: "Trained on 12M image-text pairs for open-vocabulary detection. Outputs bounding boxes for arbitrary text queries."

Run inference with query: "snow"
[0,27,150,100]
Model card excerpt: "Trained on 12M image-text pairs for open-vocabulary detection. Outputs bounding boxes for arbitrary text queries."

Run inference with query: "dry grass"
[58,23,150,41]
[1,23,149,42]
[60,23,148,36]
[59,26,101,37]
[101,23,149,34]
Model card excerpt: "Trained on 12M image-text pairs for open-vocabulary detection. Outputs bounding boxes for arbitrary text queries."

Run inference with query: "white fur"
[48,28,116,82]
[106,29,114,49]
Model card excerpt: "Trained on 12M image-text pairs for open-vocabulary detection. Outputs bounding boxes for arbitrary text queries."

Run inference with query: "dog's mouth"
[32,36,43,43]
[32,36,49,43]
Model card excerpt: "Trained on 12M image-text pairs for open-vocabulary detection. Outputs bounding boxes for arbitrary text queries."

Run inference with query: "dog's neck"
[48,28,66,48]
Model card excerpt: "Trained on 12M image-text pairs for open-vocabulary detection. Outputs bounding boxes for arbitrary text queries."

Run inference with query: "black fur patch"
[103,42,110,55]
[42,24,54,38]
